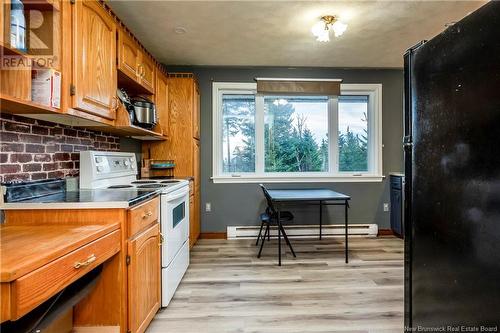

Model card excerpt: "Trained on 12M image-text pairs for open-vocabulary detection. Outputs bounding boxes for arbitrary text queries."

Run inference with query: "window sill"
[211,175,385,184]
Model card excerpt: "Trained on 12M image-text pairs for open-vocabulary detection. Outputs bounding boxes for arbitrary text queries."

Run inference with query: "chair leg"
[255,221,264,246]
[279,224,296,258]
[257,224,269,258]
[268,225,271,241]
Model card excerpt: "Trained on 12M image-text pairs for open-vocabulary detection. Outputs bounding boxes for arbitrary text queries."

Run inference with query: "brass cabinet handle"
[111,96,120,111]
[142,211,153,219]
[159,232,164,246]
[137,64,145,78]
[74,254,97,269]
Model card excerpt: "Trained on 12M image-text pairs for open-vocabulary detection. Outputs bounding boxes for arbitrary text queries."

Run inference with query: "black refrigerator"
[404,1,500,329]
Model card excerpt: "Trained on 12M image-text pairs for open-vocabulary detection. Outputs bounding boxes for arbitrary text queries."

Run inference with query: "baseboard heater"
[227,224,378,240]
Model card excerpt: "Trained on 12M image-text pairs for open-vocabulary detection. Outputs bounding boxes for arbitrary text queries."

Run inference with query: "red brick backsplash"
[0,113,120,183]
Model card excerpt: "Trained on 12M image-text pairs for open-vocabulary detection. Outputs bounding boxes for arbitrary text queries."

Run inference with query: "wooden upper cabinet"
[117,28,155,94]
[117,29,140,83]
[127,223,161,333]
[193,82,200,140]
[0,1,4,46]
[155,71,169,136]
[139,53,155,93]
[72,0,117,121]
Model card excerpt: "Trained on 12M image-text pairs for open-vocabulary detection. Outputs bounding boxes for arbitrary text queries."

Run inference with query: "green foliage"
[223,99,368,173]
[338,111,368,172]
[264,102,325,172]
[222,97,255,172]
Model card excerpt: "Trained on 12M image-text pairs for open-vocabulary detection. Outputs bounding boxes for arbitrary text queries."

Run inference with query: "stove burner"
[160,180,181,184]
[131,180,157,184]
[108,185,134,189]
[136,184,168,189]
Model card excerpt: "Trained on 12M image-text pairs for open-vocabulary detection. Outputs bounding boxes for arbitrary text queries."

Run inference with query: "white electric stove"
[79,151,190,307]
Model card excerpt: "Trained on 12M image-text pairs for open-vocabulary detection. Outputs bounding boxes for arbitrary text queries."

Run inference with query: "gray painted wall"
[168,66,404,232]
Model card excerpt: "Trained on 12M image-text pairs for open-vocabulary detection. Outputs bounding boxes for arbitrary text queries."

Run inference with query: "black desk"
[266,189,351,266]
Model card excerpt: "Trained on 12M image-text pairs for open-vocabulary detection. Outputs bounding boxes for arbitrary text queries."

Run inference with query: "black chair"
[256,184,296,259]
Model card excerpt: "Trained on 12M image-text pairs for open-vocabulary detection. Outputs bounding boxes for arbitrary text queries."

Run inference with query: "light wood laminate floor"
[147,236,404,333]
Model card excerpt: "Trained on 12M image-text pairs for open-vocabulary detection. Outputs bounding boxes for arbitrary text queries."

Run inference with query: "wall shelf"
[94,124,167,141]
[23,0,60,11]
[0,43,30,58]
[0,94,60,114]
[84,105,166,141]
[0,95,166,140]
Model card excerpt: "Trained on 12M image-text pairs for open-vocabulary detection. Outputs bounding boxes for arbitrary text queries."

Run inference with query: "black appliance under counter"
[1,189,160,209]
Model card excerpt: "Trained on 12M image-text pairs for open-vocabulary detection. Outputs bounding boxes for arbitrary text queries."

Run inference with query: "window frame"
[212,82,383,183]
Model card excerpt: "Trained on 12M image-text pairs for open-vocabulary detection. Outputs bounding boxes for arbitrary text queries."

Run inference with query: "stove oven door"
[161,186,190,267]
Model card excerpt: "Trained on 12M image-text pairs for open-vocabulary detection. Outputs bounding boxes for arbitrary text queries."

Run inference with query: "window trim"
[212,82,383,183]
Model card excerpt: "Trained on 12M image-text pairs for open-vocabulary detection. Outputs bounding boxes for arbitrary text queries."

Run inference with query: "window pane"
[264,96,329,172]
[222,94,256,173]
[338,95,369,172]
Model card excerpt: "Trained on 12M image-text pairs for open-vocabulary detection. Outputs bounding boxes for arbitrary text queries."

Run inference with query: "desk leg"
[345,200,349,264]
[277,208,282,266]
[319,201,323,240]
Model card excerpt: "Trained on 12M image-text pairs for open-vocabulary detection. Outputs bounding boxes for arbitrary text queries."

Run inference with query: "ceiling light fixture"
[311,15,348,42]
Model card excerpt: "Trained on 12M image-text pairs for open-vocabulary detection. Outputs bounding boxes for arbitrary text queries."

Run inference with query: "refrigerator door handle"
[403,135,413,149]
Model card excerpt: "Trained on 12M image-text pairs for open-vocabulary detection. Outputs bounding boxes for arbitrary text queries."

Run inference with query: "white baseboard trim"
[227,224,378,240]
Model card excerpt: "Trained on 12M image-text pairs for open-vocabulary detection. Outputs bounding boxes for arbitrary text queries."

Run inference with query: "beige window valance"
[255,78,342,96]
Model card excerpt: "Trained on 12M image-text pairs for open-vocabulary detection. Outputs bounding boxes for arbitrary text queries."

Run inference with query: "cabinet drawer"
[128,197,160,237]
[12,230,121,320]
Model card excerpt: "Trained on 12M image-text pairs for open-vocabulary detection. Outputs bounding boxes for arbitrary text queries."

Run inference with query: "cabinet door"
[117,29,140,82]
[390,187,403,236]
[139,52,155,93]
[127,223,161,333]
[193,82,200,139]
[154,72,169,136]
[193,190,200,244]
[0,3,3,46]
[189,193,195,248]
[193,139,200,193]
[192,139,201,244]
[72,0,117,120]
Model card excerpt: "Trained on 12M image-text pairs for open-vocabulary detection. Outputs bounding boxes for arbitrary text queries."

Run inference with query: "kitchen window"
[212,82,383,183]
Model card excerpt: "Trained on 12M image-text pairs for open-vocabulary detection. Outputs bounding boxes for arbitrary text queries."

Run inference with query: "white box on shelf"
[31,69,61,109]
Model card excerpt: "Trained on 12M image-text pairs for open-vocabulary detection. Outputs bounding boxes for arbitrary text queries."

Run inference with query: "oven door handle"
[166,189,189,201]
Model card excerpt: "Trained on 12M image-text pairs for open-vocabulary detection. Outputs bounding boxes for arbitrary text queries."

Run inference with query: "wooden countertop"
[0,223,119,282]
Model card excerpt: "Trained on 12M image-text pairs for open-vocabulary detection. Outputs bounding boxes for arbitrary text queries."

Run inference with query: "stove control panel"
[95,156,136,174]
[79,151,138,189]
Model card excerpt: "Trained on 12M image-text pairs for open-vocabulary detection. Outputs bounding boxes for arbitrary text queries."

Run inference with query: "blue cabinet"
[390,174,404,238]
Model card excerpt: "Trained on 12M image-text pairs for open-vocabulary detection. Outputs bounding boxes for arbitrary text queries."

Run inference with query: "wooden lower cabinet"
[5,198,162,332]
[189,193,196,248]
[127,223,161,333]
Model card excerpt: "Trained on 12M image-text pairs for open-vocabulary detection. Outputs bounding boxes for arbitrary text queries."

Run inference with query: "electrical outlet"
[383,203,389,212]
[205,202,211,212]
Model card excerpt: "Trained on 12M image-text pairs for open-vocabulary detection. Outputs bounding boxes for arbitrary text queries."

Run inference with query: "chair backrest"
[259,184,276,215]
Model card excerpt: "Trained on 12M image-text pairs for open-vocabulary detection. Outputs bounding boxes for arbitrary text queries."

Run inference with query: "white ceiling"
[108,1,486,68]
